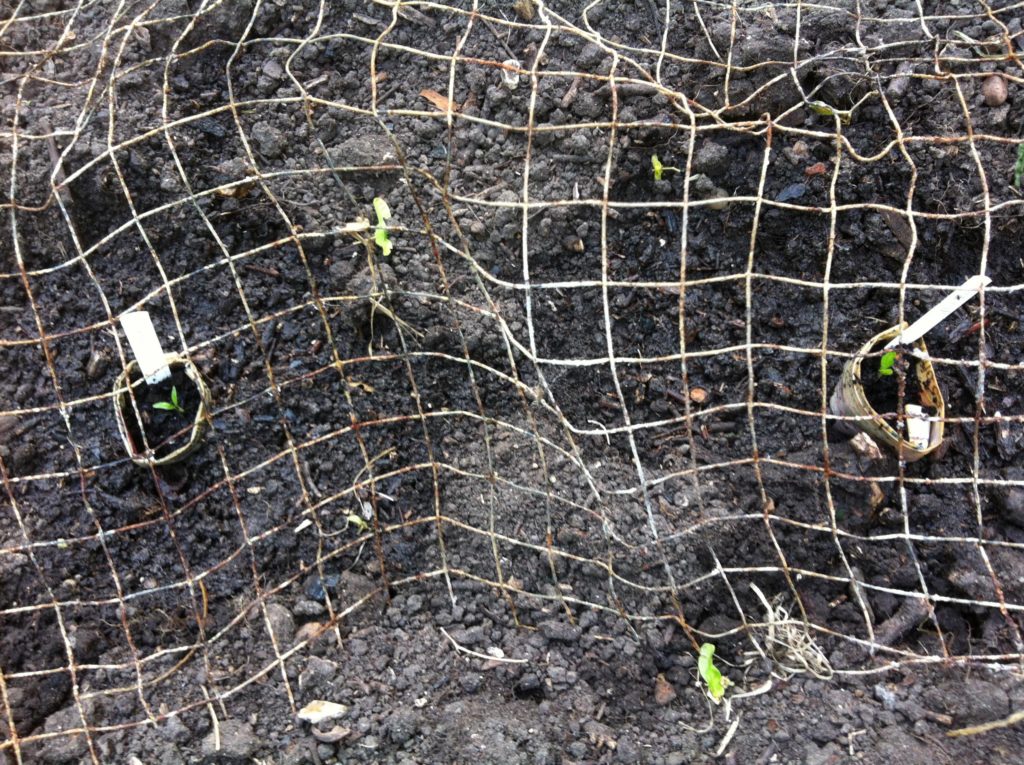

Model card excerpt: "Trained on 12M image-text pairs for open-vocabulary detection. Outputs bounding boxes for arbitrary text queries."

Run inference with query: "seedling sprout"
[697,642,731,704]
[878,351,897,377]
[152,385,185,415]
[373,197,393,257]
[651,154,679,182]
[346,513,369,533]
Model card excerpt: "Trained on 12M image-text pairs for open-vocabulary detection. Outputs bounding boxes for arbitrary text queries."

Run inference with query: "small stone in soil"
[539,620,582,642]
[200,719,258,759]
[654,674,677,706]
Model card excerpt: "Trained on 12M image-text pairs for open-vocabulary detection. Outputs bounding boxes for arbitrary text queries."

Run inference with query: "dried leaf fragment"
[214,180,256,198]
[419,88,458,112]
[850,432,882,460]
[880,209,914,249]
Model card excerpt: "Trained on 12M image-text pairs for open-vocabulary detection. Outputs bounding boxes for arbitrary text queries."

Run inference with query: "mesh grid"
[2,0,1024,759]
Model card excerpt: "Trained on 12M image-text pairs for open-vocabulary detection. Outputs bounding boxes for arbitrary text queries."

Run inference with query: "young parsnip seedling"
[152,385,185,414]
[878,350,898,377]
[372,197,393,257]
[697,643,731,704]
[346,513,369,532]
[651,154,680,182]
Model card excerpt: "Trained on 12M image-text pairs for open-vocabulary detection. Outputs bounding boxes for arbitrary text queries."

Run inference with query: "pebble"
[0,550,28,576]
[306,574,339,601]
[981,74,1007,107]
[460,672,484,693]
[540,620,582,642]
[776,182,807,202]
[158,715,191,744]
[805,742,844,765]
[784,140,811,164]
[250,121,285,158]
[691,140,729,175]
[405,593,424,614]
[200,719,258,759]
[654,674,677,706]
[295,621,326,645]
[36,704,90,763]
[447,625,485,645]
[292,598,326,618]
[264,602,295,645]
[299,656,337,690]
[615,735,640,763]
[385,709,419,745]
[262,59,284,80]
[994,484,1024,528]
[297,700,349,725]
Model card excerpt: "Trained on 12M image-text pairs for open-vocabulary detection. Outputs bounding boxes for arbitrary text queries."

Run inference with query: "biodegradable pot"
[829,323,945,462]
[113,354,211,467]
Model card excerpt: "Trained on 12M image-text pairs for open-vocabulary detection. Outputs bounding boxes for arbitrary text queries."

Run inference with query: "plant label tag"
[885,275,993,350]
[904,404,931,450]
[120,311,171,385]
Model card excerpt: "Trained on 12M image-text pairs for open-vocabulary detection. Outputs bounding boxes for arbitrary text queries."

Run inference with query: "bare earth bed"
[2,1,1024,763]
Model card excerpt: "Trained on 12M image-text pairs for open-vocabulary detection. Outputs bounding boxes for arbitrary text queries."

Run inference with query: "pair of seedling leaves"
[152,385,185,415]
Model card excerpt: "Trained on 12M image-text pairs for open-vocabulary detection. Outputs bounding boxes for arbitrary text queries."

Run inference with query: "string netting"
[2,0,1023,760]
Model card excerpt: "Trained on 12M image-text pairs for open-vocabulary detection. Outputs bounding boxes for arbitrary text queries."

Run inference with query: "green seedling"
[372,196,393,257]
[806,99,852,124]
[878,350,898,377]
[651,154,679,182]
[1013,143,1024,191]
[152,385,185,414]
[346,513,369,533]
[697,642,731,704]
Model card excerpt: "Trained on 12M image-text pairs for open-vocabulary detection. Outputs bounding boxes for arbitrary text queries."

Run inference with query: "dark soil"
[2,1,1024,764]
[119,365,203,460]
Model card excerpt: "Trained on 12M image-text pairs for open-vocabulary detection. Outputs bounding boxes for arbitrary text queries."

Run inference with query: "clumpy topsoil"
[2,1,1024,763]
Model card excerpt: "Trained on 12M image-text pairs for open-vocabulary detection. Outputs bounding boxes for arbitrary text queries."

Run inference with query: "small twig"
[560,76,581,109]
[300,458,322,499]
[693,1,722,61]
[480,16,517,61]
[440,627,528,664]
[201,685,220,751]
[947,709,1024,738]
[848,729,866,757]
[39,116,72,208]
[714,714,741,757]
[873,596,930,648]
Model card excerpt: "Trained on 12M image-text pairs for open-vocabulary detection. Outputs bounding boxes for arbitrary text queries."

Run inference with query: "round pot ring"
[829,323,945,463]
[112,353,211,467]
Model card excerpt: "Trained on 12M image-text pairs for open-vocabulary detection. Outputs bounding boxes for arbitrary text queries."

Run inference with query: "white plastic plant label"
[904,404,931,450]
[885,275,992,350]
[120,311,171,385]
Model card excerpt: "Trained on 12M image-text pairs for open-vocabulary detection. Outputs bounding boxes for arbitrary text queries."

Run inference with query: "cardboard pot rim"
[833,322,945,462]
[113,353,211,467]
